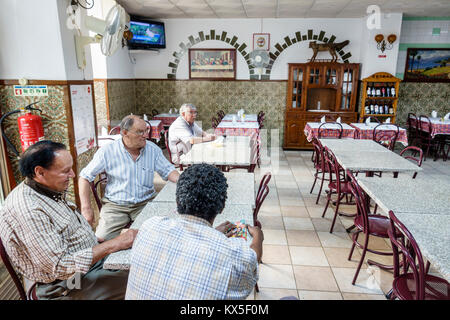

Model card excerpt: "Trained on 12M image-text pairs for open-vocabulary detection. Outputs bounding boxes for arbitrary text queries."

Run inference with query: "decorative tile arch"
[263,29,353,79]
[167,30,255,79]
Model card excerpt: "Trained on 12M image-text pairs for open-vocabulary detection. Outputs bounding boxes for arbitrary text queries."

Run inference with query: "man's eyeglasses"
[128,128,150,136]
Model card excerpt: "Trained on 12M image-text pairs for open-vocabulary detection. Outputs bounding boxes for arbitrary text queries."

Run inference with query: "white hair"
[180,103,196,115]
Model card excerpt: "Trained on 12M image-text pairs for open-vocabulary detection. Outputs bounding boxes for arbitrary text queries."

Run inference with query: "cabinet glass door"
[340,68,353,110]
[291,67,303,108]
[325,67,338,86]
[309,67,320,85]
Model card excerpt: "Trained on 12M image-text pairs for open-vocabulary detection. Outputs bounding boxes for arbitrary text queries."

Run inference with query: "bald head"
[120,115,144,134]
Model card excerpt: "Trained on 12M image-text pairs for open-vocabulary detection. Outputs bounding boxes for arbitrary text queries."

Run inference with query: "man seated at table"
[168,103,216,163]
[79,115,179,240]
[0,140,138,299]
[125,164,263,300]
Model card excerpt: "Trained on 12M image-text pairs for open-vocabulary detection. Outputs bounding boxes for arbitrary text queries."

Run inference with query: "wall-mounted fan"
[249,50,270,79]
[69,4,130,69]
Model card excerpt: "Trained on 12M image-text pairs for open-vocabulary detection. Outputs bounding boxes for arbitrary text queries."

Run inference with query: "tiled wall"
[107,80,136,126]
[93,79,108,130]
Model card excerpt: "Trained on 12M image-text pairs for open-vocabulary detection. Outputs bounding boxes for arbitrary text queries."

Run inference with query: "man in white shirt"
[167,103,216,163]
[78,115,179,240]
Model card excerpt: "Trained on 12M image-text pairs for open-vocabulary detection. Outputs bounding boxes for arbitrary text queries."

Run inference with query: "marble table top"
[217,121,260,129]
[154,172,255,207]
[333,150,422,173]
[356,175,450,215]
[180,136,254,166]
[222,114,258,122]
[103,202,254,270]
[319,138,389,152]
[394,212,450,282]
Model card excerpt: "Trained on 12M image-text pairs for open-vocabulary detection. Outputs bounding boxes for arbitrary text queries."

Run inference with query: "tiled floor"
[156,146,449,300]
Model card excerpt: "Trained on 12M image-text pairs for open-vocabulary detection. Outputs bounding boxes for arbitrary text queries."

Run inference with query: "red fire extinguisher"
[0,102,44,158]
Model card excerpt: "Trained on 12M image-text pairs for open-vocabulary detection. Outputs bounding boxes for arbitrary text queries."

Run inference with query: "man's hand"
[114,228,139,251]
[247,225,264,240]
[209,134,216,141]
[81,207,95,226]
[247,225,264,263]
[215,221,237,237]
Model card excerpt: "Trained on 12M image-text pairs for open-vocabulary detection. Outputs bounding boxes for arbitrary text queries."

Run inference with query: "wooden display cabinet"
[359,72,401,123]
[283,62,360,149]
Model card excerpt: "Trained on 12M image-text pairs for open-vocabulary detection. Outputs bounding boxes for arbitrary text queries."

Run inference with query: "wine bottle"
[370,102,374,114]
[389,104,394,114]
[391,85,396,97]
[374,103,379,114]
[386,85,391,97]
[376,87,381,97]
[367,85,371,97]
[371,86,376,97]
[384,102,389,114]
[381,86,386,97]
[365,101,370,114]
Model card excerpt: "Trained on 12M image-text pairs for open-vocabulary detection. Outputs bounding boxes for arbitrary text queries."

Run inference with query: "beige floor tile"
[304,197,328,207]
[342,293,386,300]
[258,264,296,289]
[331,267,384,294]
[354,234,392,251]
[281,206,309,217]
[358,251,395,268]
[259,204,281,217]
[307,206,333,218]
[261,229,287,245]
[283,217,314,231]
[293,266,339,291]
[286,230,321,247]
[317,231,353,248]
[289,246,329,266]
[279,198,305,207]
[258,216,285,230]
[311,217,346,232]
[323,247,365,268]
[277,188,301,197]
[298,290,343,300]
[376,268,395,295]
[255,288,299,300]
[262,245,292,264]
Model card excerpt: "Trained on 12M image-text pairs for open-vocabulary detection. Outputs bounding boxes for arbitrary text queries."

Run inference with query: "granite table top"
[319,138,389,152]
[394,212,450,282]
[180,136,254,166]
[153,172,255,207]
[103,202,254,270]
[333,150,422,173]
[356,175,450,215]
[222,114,258,122]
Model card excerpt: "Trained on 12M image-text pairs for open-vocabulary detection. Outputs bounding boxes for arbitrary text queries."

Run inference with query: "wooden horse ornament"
[309,40,350,62]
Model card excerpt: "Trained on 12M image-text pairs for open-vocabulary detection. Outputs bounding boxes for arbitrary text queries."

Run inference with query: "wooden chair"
[152,109,159,117]
[372,123,399,151]
[89,174,107,211]
[416,116,440,160]
[406,113,419,146]
[387,211,450,300]
[0,237,37,300]
[109,126,121,135]
[347,170,398,285]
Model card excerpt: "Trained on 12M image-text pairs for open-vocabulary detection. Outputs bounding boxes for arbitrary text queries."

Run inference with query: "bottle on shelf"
[386,85,391,97]
[370,102,374,114]
[390,85,396,97]
[365,101,370,114]
[371,85,376,97]
[389,104,394,114]
[376,86,381,97]
[384,102,389,114]
[381,86,386,97]
[374,102,379,114]
[367,84,372,97]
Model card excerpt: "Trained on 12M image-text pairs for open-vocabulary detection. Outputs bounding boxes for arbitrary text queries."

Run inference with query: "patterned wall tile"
[107,80,136,124]
[93,79,108,130]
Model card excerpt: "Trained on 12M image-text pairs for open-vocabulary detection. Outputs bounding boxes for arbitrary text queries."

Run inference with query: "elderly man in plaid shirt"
[126,164,263,300]
[0,141,137,299]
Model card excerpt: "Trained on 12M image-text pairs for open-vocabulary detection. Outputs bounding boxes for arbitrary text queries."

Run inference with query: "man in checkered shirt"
[0,141,137,299]
[125,164,263,300]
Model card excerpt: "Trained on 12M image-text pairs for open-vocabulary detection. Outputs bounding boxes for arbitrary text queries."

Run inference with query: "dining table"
[103,202,255,270]
[355,175,450,281]
[410,116,450,138]
[179,136,257,172]
[304,122,356,142]
[350,122,409,146]
[221,114,258,122]
[152,113,179,127]
[214,121,260,137]
[154,172,255,207]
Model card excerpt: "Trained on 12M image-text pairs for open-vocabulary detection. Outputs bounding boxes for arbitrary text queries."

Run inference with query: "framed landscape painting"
[189,49,236,80]
[403,48,450,82]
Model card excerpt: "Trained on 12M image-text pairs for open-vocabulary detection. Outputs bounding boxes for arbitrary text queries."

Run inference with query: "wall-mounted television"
[127,16,166,50]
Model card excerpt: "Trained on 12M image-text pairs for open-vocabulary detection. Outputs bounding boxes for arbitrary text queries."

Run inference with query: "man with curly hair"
[125,164,263,300]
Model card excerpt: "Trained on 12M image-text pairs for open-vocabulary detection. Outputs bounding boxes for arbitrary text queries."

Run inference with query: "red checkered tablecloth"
[410,118,450,138]
[147,120,164,140]
[303,122,356,142]
[350,123,408,146]
[153,114,178,126]
[214,121,260,137]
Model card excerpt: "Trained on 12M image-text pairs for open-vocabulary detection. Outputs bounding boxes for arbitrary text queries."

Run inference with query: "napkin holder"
[365,117,371,125]
[444,113,450,120]
[336,117,341,123]
[320,116,326,123]
[431,110,438,118]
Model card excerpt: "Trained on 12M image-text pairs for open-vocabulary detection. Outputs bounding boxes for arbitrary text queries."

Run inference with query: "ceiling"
[116,0,450,19]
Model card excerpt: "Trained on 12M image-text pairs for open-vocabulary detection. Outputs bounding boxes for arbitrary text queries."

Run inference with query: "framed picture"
[403,48,450,82]
[253,33,270,51]
[189,49,236,80]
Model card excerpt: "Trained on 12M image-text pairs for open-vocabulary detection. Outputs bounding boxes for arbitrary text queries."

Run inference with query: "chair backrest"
[388,210,427,300]
[418,115,432,135]
[217,110,225,120]
[164,129,174,164]
[152,109,159,117]
[407,113,418,134]
[372,123,399,150]
[253,173,272,227]
[323,146,345,194]
[400,146,423,178]
[211,116,219,129]
[90,174,107,211]
[0,237,27,300]
[362,116,381,123]
[311,137,325,170]
[318,122,343,139]
[144,120,152,140]
[346,170,370,233]
[109,126,121,135]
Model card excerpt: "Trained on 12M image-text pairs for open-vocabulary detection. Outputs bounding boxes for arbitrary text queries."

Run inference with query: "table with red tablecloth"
[147,120,164,141]
[214,121,260,137]
[221,114,258,122]
[152,114,178,127]
[350,123,408,146]
[410,117,450,138]
[303,122,356,142]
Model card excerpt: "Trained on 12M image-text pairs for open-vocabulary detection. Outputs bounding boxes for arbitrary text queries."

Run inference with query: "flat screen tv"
[127,16,166,49]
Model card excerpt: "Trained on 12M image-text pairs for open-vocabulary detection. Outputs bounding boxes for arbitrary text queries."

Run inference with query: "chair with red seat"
[321,146,353,233]
[387,211,450,300]
[346,170,399,285]
[406,113,419,146]
[318,122,343,139]
[310,137,331,204]
[0,237,37,300]
[373,123,399,151]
